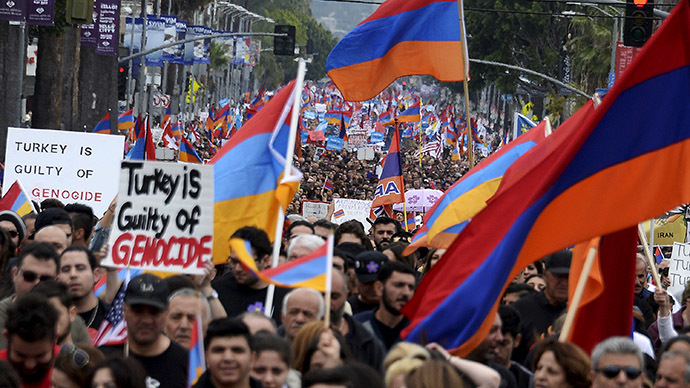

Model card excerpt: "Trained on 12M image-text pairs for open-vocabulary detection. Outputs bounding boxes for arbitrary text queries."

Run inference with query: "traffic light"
[118,65,128,101]
[274,25,296,56]
[624,0,654,47]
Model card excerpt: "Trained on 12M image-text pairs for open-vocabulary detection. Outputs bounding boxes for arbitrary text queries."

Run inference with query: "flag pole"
[265,58,308,319]
[457,0,473,168]
[637,223,662,288]
[324,234,334,328]
[558,240,598,342]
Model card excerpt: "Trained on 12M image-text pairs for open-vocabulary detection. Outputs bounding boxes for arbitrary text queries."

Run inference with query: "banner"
[642,215,687,246]
[3,128,124,215]
[347,128,368,148]
[331,198,372,233]
[103,161,214,274]
[160,14,177,62]
[123,17,143,50]
[172,20,186,64]
[302,201,329,220]
[184,24,198,65]
[0,0,25,22]
[668,242,690,301]
[145,16,165,66]
[27,0,54,26]
[95,0,119,56]
[326,136,343,151]
[81,18,98,46]
[370,131,384,143]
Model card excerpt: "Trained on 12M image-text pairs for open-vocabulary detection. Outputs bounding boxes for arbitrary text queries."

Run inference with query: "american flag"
[94,273,130,346]
[421,132,443,159]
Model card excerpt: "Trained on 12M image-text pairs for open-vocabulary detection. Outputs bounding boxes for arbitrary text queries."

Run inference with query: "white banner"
[302,201,329,220]
[331,198,372,233]
[669,242,690,301]
[102,161,214,274]
[3,127,124,215]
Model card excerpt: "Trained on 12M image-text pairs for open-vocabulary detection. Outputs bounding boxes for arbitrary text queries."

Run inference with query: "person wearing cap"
[347,251,388,315]
[354,261,416,351]
[511,250,571,364]
[99,273,189,388]
[0,210,26,249]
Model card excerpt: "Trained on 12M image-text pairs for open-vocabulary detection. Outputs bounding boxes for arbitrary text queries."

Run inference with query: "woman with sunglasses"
[51,344,104,388]
[532,338,592,388]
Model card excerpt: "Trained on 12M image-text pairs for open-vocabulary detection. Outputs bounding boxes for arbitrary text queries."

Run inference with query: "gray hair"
[660,350,690,383]
[591,337,644,370]
[287,234,325,260]
[168,287,212,322]
[237,311,278,331]
[281,287,325,320]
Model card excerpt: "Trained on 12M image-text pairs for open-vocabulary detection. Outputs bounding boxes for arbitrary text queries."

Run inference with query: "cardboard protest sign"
[102,161,213,274]
[668,242,690,301]
[642,215,687,246]
[302,201,329,219]
[3,128,124,215]
[331,198,372,233]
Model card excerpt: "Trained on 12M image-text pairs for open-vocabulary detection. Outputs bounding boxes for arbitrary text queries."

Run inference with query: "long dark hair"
[89,356,147,388]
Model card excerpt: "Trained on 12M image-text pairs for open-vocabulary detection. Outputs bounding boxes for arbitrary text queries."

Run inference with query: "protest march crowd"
[3,0,690,385]
[0,78,688,388]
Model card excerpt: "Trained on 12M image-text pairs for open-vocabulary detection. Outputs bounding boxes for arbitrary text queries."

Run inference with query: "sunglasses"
[597,365,643,380]
[59,343,90,368]
[20,270,54,283]
[5,230,18,238]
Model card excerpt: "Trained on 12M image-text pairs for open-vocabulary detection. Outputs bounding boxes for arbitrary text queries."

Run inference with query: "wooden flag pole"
[637,223,662,288]
[559,241,598,342]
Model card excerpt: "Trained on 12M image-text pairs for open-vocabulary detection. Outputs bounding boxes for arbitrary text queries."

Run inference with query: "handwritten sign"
[331,198,372,233]
[102,161,213,274]
[3,127,124,215]
[302,201,329,220]
[668,242,690,300]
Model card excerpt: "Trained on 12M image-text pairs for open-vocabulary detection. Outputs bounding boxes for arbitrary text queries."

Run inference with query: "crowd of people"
[0,190,687,388]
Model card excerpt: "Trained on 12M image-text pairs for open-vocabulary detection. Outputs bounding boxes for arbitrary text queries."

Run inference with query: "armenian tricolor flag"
[210,80,302,263]
[326,0,468,101]
[92,112,111,134]
[187,315,206,387]
[370,125,404,219]
[403,0,690,355]
[179,137,203,163]
[118,109,134,131]
[230,235,332,292]
[0,180,36,217]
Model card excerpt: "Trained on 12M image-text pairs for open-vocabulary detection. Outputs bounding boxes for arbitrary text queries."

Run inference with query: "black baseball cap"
[125,274,170,310]
[354,251,388,283]
[544,250,572,275]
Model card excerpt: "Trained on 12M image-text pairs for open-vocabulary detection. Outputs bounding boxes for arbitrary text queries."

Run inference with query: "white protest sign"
[331,198,372,233]
[669,242,690,300]
[3,127,124,215]
[103,161,214,274]
[302,201,329,220]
